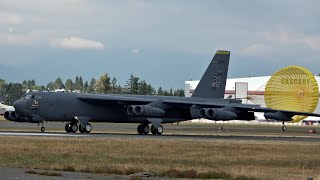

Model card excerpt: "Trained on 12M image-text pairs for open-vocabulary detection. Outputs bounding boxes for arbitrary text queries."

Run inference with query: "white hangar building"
[185,75,320,122]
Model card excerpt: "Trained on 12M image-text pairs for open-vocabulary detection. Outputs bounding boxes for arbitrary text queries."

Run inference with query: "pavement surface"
[0,131,320,142]
[0,120,319,142]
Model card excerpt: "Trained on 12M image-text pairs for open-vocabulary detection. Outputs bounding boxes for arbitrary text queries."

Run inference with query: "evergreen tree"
[28,80,36,89]
[46,82,54,91]
[36,85,46,91]
[157,87,163,95]
[0,79,7,97]
[95,74,111,94]
[88,78,96,93]
[111,77,117,93]
[55,78,64,89]
[79,76,84,91]
[65,79,74,91]
[126,74,139,94]
[84,80,89,93]
[75,76,79,90]
[174,89,185,97]
[114,84,123,94]
[21,80,28,92]
[6,83,23,105]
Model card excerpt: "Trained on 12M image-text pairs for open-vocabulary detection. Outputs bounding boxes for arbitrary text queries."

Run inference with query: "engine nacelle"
[199,108,237,120]
[4,111,38,123]
[4,111,20,121]
[4,111,13,121]
[127,105,165,117]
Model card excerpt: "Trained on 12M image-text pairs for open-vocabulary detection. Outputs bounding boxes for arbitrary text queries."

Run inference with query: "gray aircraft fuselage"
[13,92,240,124]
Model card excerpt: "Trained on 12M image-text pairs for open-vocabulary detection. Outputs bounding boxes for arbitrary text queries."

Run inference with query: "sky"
[0,0,320,89]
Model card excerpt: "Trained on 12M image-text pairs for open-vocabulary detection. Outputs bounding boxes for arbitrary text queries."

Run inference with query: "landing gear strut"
[282,121,286,131]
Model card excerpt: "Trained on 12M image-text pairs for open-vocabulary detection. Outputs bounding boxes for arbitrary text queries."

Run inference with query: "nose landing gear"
[38,121,46,132]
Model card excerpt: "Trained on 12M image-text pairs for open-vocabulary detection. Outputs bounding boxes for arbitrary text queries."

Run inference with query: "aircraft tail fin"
[192,50,230,99]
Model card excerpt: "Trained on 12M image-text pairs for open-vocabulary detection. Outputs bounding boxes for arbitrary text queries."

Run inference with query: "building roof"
[186,75,320,91]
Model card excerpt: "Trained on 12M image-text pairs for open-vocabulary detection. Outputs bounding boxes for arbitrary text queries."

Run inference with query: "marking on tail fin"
[192,50,230,99]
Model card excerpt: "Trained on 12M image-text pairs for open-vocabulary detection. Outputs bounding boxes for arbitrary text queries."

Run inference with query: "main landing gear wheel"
[70,123,78,133]
[85,123,92,133]
[65,122,78,133]
[79,123,92,133]
[41,127,45,132]
[65,123,71,133]
[137,124,150,135]
[151,125,163,135]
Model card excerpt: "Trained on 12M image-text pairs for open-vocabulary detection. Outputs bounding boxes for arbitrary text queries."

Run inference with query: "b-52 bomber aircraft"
[5,50,320,134]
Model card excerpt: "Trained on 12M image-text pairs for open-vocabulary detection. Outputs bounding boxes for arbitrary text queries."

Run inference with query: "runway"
[0,120,319,142]
[0,131,319,142]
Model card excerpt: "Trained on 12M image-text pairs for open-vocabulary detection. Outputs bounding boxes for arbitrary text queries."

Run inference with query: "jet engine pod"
[4,111,13,120]
[199,108,237,120]
[126,106,135,116]
[127,105,165,117]
[9,111,20,121]
[264,111,292,121]
[4,111,21,121]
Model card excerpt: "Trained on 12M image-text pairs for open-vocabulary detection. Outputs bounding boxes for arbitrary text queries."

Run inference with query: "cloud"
[6,34,28,45]
[51,36,104,50]
[241,29,320,57]
[241,43,272,56]
[0,12,23,25]
[300,36,320,51]
[131,48,141,54]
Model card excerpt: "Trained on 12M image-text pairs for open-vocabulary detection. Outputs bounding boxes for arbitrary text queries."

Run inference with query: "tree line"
[0,74,185,105]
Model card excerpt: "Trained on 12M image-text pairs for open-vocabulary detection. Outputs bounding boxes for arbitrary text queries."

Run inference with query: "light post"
[5,95,10,106]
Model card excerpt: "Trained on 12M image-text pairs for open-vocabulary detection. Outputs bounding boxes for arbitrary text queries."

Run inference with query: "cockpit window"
[25,94,34,99]
[35,95,42,99]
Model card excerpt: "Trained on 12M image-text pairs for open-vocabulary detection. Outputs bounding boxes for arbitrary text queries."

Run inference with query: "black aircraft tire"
[156,125,163,135]
[143,125,150,135]
[70,123,78,133]
[137,125,143,135]
[65,123,71,133]
[41,127,45,132]
[85,123,92,133]
[282,126,286,131]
